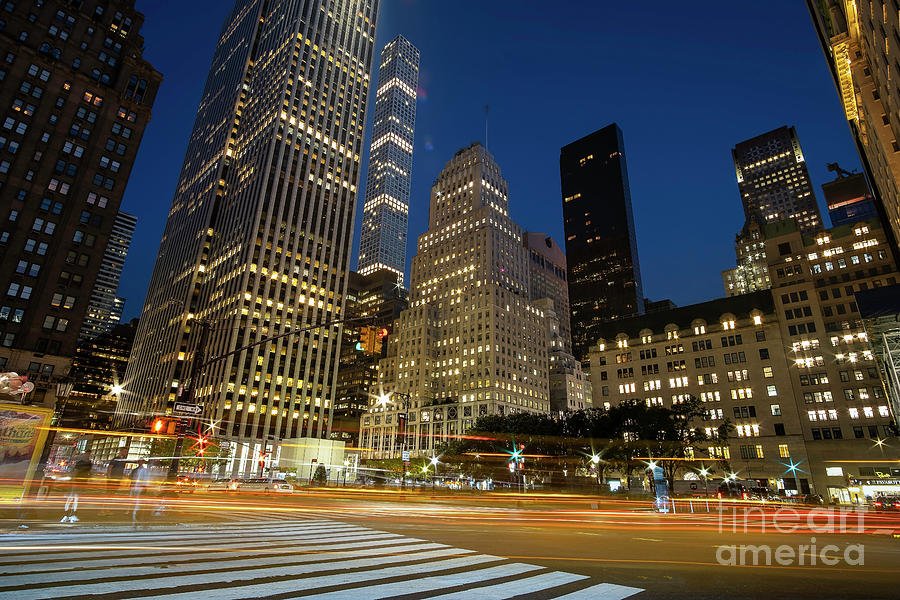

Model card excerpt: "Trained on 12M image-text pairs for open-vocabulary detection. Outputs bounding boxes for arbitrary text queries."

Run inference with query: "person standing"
[61,452,93,523]
[106,447,129,492]
[130,459,151,524]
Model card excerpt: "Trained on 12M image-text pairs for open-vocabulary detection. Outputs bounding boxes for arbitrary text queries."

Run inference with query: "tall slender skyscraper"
[357,36,419,286]
[560,124,643,364]
[80,211,137,340]
[732,126,822,234]
[121,0,379,463]
[0,1,160,407]
[360,143,551,458]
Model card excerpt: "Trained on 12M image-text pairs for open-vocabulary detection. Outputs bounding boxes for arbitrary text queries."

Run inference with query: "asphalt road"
[3,489,899,599]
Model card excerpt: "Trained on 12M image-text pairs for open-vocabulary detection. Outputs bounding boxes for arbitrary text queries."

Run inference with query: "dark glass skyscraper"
[560,124,643,363]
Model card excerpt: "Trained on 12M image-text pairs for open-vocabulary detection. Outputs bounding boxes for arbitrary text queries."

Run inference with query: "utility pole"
[168,320,210,480]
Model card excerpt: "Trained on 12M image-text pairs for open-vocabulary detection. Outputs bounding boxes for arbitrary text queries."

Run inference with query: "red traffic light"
[377,327,389,338]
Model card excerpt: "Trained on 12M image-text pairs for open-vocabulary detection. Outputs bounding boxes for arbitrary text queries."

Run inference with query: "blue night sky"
[119,0,861,319]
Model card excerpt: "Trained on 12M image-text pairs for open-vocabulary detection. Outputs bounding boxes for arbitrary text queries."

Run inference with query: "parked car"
[236,478,294,493]
[716,481,748,500]
[873,496,900,511]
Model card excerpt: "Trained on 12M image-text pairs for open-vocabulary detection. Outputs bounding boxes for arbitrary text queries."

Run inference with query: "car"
[173,475,200,493]
[716,481,748,500]
[873,496,900,511]
[206,478,240,492]
[236,478,294,493]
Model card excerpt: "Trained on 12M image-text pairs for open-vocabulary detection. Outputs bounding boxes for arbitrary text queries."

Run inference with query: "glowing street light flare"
[591,454,601,465]
[429,455,440,466]
[110,384,124,396]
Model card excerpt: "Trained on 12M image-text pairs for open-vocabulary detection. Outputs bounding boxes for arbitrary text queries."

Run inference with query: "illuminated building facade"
[0,1,159,407]
[360,143,551,458]
[560,124,644,364]
[722,217,771,297]
[807,0,900,254]
[121,0,380,469]
[80,211,136,340]
[593,217,899,502]
[357,35,419,286]
[732,126,822,234]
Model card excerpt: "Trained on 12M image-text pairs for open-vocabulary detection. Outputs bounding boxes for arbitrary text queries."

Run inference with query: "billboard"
[0,403,53,500]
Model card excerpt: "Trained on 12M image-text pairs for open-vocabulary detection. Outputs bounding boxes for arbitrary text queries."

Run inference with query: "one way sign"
[173,402,203,416]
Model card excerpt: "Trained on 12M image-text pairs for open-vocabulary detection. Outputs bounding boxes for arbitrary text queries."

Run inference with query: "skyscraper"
[560,124,643,363]
[524,232,571,352]
[121,0,379,466]
[357,36,419,286]
[0,1,160,407]
[80,211,137,340]
[732,126,822,234]
[807,1,900,253]
[360,143,551,458]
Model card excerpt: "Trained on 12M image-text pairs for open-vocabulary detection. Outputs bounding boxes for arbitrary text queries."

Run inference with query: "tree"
[312,464,327,485]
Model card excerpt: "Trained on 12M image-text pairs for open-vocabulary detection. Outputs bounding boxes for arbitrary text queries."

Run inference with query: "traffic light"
[356,326,374,354]
[374,327,389,355]
[150,417,176,435]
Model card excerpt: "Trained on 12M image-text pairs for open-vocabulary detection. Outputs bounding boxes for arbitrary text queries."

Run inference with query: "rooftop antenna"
[485,104,489,150]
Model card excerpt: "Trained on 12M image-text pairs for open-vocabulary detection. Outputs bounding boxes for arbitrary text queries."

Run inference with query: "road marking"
[0,517,646,599]
[425,569,588,600]
[0,542,448,588]
[137,554,502,600]
[631,537,662,542]
[553,582,645,599]
[1,535,428,575]
[0,531,404,566]
[307,563,546,599]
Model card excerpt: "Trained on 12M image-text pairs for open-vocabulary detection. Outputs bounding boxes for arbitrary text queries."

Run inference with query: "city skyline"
[116,1,863,321]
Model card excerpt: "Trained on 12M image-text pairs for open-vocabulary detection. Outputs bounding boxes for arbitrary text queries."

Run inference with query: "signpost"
[173,402,202,417]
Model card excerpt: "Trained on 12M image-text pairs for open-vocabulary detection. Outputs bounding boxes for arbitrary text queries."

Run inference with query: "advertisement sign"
[0,403,53,500]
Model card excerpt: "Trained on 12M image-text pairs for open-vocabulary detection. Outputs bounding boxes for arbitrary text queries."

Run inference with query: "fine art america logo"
[715,506,865,567]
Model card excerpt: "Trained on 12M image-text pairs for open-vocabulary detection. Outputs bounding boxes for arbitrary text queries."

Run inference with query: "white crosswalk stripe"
[0,517,644,599]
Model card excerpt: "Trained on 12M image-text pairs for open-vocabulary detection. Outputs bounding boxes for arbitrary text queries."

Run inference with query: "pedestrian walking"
[106,447,129,492]
[61,452,93,523]
[130,459,151,524]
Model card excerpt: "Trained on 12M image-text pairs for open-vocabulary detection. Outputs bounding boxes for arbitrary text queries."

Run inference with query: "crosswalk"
[0,517,644,599]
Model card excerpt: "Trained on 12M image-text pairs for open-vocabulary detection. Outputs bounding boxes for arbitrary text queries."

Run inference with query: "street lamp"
[699,466,710,509]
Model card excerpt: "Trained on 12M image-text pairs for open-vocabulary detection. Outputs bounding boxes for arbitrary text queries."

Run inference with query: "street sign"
[173,402,202,416]
[401,450,410,462]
